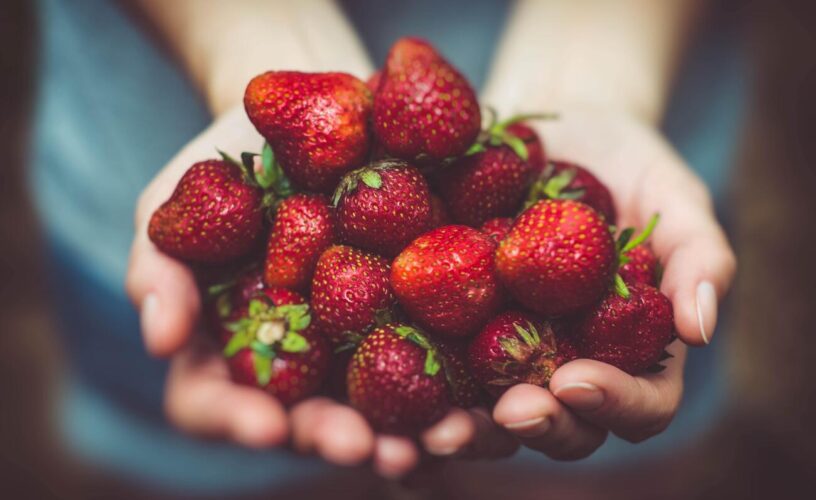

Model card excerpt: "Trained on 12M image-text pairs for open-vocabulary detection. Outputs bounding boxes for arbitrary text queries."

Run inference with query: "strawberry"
[148,159,265,264]
[435,146,534,227]
[527,160,617,223]
[506,122,546,173]
[480,217,513,244]
[222,293,329,406]
[437,340,483,408]
[310,245,396,344]
[347,324,449,434]
[244,71,372,192]
[468,311,562,397]
[618,245,659,286]
[333,160,432,257]
[427,194,452,230]
[392,225,502,337]
[571,283,674,375]
[496,199,616,317]
[373,37,481,161]
[264,193,336,292]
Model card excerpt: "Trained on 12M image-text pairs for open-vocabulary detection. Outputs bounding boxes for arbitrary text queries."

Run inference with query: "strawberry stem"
[621,214,660,254]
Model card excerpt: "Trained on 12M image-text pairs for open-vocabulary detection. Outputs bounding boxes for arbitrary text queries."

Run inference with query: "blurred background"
[1,0,815,498]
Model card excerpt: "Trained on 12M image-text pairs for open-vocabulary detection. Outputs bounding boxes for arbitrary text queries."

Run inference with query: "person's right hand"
[125,105,518,478]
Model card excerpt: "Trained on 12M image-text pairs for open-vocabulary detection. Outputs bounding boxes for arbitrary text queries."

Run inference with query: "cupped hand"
[125,104,516,478]
[491,107,736,458]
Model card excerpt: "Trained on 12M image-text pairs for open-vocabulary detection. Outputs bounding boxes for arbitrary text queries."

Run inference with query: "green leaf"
[223,329,253,357]
[621,213,660,254]
[499,337,525,359]
[360,170,383,189]
[253,351,273,386]
[503,134,529,161]
[613,274,631,299]
[248,299,267,317]
[542,167,578,199]
[465,142,487,156]
[254,143,277,189]
[250,340,275,358]
[616,228,635,253]
[280,332,310,353]
[513,323,536,347]
[494,112,559,131]
[240,152,257,171]
[216,148,241,167]
[288,311,311,331]
[424,349,441,376]
[215,294,232,319]
[207,279,236,297]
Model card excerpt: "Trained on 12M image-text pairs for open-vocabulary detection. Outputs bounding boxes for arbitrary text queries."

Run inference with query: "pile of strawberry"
[149,38,674,435]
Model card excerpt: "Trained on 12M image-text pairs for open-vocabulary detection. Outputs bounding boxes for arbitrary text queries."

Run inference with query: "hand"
[491,107,736,459]
[125,105,517,477]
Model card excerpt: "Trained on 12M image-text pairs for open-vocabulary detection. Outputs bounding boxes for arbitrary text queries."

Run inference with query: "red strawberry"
[244,71,372,192]
[427,194,452,230]
[468,311,561,397]
[506,122,546,173]
[373,37,481,161]
[527,160,617,223]
[571,283,674,374]
[264,193,335,291]
[333,160,432,256]
[619,245,659,286]
[392,225,502,337]
[347,324,449,434]
[437,340,483,408]
[496,199,616,317]
[222,294,329,405]
[480,217,513,244]
[310,245,396,344]
[148,159,265,264]
[435,145,534,227]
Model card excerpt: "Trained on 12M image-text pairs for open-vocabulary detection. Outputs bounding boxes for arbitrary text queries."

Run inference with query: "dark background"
[2,0,815,498]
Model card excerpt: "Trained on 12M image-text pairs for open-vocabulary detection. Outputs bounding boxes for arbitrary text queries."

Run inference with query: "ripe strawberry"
[496,199,616,317]
[373,37,481,161]
[347,324,449,434]
[148,159,265,264]
[468,311,562,397]
[310,245,396,344]
[222,294,329,405]
[571,283,674,374]
[333,160,432,257]
[427,194,452,230]
[618,245,659,286]
[527,160,617,223]
[506,122,546,173]
[244,71,372,192]
[480,217,513,244]
[392,225,502,337]
[435,146,534,227]
[437,340,483,408]
[264,193,335,291]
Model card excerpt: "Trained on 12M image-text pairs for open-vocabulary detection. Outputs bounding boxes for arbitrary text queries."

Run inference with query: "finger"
[550,341,686,443]
[420,408,476,457]
[373,436,420,479]
[636,163,737,346]
[493,384,608,460]
[126,232,200,357]
[164,339,288,448]
[290,399,374,466]
[460,407,520,459]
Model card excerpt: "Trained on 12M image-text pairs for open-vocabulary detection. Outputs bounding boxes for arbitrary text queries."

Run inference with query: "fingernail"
[695,281,717,345]
[426,445,459,456]
[553,382,604,411]
[503,416,550,437]
[141,293,160,335]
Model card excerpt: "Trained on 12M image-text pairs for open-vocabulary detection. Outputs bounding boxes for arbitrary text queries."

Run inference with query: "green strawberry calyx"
[525,162,586,209]
[465,109,558,161]
[222,296,312,386]
[331,159,407,207]
[490,320,558,387]
[393,325,442,377]
[218,143,294,216]
[613,213,660,299]
[334,307,397,354]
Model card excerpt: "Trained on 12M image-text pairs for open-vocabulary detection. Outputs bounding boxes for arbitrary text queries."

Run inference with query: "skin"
[127,0,735,478]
